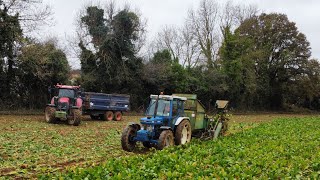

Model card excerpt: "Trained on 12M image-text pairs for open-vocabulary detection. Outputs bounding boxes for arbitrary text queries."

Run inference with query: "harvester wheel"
[114,111,122,121]
[175,120,192,145]
[157,130,174,150]
[45,106,56,123]
[68,109,81,126]
[102,111,113,121]
[121,126,138,152]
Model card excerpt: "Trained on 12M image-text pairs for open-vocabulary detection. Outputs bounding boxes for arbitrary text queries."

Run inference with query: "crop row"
[0,115,139,178]
[46,117,320,179]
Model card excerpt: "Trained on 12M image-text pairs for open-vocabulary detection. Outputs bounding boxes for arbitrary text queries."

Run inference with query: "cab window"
[172,99,178,117]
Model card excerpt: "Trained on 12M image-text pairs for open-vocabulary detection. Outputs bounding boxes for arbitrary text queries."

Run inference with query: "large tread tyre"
[121,126,138,152]
[68,109,81,126]
[45,107,56,123]
[175,120,192,145]
[157,130,174,150]
[114,111,122,121]
[102,111,113,121]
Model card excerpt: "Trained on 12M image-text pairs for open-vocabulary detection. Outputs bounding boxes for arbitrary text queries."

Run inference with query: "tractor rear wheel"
[121,126,138,152]
[45,107,56,123]
[175,120,192,145]
[68,109,81,126]
[114,111,122,121]
[157,130,174,150]
[101,111,113,121]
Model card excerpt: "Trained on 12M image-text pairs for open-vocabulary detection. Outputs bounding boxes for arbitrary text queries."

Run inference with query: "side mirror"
[78,88,84,96]
[53,96,58,105]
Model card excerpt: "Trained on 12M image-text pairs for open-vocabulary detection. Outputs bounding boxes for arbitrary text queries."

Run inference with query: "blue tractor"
[121,94,229,151]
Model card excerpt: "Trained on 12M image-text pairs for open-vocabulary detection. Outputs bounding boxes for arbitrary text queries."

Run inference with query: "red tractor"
[45,84,83,126]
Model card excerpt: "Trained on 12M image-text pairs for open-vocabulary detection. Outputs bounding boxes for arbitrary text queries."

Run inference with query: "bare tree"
[104,0,116,21]
[180,24,201,68]
[233,3,259,25]
[152,24,201,68]
[220,1,259,39]
[154,25,182,61]
[2,0,53,33]
[187,0,220,69]
[151,0,259,69]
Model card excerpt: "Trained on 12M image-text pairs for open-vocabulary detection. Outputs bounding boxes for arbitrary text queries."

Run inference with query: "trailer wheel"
[114,111,122,121]
[175,120,192,145]
[157,130,174,150]
[68,109,81,126]
[45,106,56,123]
[121,125,138,152]
[102,111,113,121]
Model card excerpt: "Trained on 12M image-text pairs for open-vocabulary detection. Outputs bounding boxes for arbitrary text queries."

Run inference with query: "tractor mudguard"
[160,126,171,130]
[174,117,190,126]
[127,122,141,130]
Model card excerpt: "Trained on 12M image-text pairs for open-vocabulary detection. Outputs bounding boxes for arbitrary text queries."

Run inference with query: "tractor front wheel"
[68,109,81,126]
[121,125,138,152]
[157,130,174,150]
[45,107,56,123]
[175,120,192,145]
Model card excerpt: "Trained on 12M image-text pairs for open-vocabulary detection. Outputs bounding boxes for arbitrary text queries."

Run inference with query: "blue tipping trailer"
[81,92,130,121]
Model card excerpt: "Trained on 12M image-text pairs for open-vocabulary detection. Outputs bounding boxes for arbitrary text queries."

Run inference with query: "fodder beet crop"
[48,117,320,179]
[0,115,140,178]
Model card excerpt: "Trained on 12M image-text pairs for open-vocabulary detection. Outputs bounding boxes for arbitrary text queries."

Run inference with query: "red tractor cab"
[45,84,83,126]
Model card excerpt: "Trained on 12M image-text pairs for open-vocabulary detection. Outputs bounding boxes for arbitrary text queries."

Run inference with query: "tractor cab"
[50,84,81,98]
[121,95,189,150]
[57,88,76,98]
[142,95,186,123]
[45,84,83,126]
[48,85,83,113]
[140,95,187,130]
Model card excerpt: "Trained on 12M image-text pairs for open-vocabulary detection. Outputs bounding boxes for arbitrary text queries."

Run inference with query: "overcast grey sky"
[42,0,320,69]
